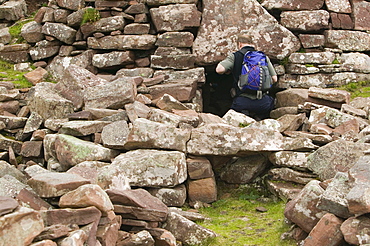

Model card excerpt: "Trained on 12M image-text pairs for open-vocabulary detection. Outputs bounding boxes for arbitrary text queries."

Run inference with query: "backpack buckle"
[257,90,263,99]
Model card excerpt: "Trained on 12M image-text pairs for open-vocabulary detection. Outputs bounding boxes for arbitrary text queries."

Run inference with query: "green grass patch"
[8,18,34,44]
[81,8,101,25]
[339,81,370,99]
[197,183,295,246]
[0,59,33,88]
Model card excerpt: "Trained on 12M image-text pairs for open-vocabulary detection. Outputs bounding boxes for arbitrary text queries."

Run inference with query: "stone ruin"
[1,0,370,245]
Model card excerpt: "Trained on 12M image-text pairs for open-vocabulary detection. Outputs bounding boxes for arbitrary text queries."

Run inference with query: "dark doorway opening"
[202,65,234,117]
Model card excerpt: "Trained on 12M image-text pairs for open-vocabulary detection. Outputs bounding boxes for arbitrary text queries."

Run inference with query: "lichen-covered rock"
[307,139,370,180]
[162,212,216,246]
[0,206,44,245]
[150,4,201,32]
[281,10,330,31]
[284,180,326,233]
[325,30,370,51]
[110,149,187,188]
[124,118,191,152]
[193,0,300,64]
[54,134,119,170]
[41,22,76,44]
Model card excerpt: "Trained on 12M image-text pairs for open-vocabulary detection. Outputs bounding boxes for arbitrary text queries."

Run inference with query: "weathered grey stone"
[124,23,150,34]
[59,184,114,214]
[54,8,71,23]
[116,67,154,78]
[23,112,43,135]
[162,212,216,246]
[153,68,205,83]
[307,139,370,181]
[155,93,190,112]
[29,40,60,61]
[0,196,18,216]
[0,115,27,129]
[269,168,316,185]
[94,16,125,32]
[148,79,197,102]
[0,134,23,155]
[317,172,352,218]
[220,155,269,184]
[262,0,324,10]
[156,32,194,47]
[281,10,329,31]
[193,0,300,64]
[46,50,97,81]
[147,185,187,207]
[289,51,335,64]
[27,82,74,121]
[58,120,111,136]
[266,180,304,201]
[277,113,306,132]
[340,52,370,73]
[0,175,31,197]
[145,0,198,5]
[309,106,368,130]
[83,78,137,110]
[325,30,370,51]
[286,64,320,75]
[275,88,308,108]
[346,155,370,215]
[301,213,344,246]
[92,51,134,68]
[124,118,190,152]
[151,47,195,70]
[27,172,90,198]
[110,149,187,187]
[87,35,157,50]
[222,109,256,127]
[150,4,201,32]
[146,108,182,127]
[340,215,370,245]
[101,120,130,149]
[114,203,168,222]
[42,22,77,45]
[187,177,217,204]
[298,34,325,49]
[23,67,49,86]
[269,151,311,171]
[0,27,11,44]
[0,206,44,245]
[56,0,84,11]
[308,87,350,103]
[0,160,26,182]
[21,21,44,43]
[187,123,284,156]
[125,101,151,122]
[116,230,154,245]
[284,180,326,233]
[325,0,351,13]
[352,0,370,31]
[54,64,107,110]
[54,134,119,169]
[186,156,214,180]
[0,0,27,21]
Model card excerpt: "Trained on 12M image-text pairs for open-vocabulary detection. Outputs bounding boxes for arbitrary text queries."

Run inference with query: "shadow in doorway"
[202,65,234,117]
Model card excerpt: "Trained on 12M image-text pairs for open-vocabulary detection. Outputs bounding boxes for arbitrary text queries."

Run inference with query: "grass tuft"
[339,81,370,99]
[81,8,101,25]
[8,18,34,44]
[0,59,33,88]
[197,182,295,246]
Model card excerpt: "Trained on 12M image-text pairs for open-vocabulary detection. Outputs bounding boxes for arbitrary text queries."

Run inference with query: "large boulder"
[193,0,301,64]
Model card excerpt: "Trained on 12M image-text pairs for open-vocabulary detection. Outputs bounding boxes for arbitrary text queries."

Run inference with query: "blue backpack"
[237,51,272,98]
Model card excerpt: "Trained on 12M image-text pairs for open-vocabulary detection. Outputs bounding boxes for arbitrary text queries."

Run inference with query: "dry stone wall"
[1,0,370,245]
